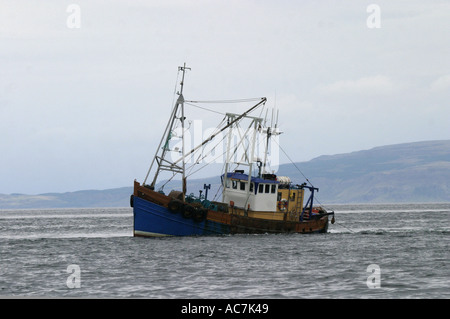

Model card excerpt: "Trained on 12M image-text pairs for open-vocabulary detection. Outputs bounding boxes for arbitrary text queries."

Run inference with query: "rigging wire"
[163,98,264,182]
[185,97,263,104]
[185,102,226,115]
[182,116,227,178]
[271,137,315,188]
[158,172,178,191]
[169,69,181,111]
[212,184,223,202]
[185,133,228,178]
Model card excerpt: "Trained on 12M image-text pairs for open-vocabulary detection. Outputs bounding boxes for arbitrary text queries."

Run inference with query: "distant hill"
[277,140,450,203]
[1,140,449,209]
[0,187,133,209]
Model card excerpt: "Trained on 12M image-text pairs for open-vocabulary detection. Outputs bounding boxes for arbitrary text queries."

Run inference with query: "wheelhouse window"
[271,184,276,194]
[258,184,264,194]
[232,180,238,189]
[240,181,246,191]
[265,184,270,193]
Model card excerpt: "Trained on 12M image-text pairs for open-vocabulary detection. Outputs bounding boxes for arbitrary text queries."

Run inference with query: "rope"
[333,220,355,233]
[271,138,315,188]
[158,172,178,191]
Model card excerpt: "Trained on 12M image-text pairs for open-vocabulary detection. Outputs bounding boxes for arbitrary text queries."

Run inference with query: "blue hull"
[133,196,230,237]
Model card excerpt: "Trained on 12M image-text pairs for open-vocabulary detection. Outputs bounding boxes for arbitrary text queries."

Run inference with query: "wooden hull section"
[132,182,329,237]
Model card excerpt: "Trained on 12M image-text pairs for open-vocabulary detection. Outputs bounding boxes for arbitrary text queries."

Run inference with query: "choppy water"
[0,203,448,298]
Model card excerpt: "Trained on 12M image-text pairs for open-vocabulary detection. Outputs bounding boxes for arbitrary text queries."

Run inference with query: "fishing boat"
[131,64,335,237]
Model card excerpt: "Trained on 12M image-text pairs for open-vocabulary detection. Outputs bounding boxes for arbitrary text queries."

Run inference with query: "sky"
[1,0,450,194]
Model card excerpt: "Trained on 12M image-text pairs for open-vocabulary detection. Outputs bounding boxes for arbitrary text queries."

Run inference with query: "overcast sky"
[1,0,450,194]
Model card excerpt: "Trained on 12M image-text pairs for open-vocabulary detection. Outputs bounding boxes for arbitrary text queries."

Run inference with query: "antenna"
[178,63,191,96]
[273,90,279,129]
[275,109,279,129]
[270,108,274,127]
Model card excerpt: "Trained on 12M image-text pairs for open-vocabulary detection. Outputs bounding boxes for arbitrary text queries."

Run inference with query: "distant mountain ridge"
[0,187,132,209]
[277,140,450,203]
[1,140,449,209]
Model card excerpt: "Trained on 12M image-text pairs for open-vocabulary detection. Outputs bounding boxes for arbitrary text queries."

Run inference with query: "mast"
[179,63,189,199]
[262,107,281,175]
[143,63,190,200]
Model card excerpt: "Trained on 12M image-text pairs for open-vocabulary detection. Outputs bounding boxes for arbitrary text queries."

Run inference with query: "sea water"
[0,203,448,298]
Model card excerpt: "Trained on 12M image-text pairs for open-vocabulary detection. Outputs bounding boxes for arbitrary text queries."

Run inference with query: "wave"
[329,226,450,235]
[0,231,132,240]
